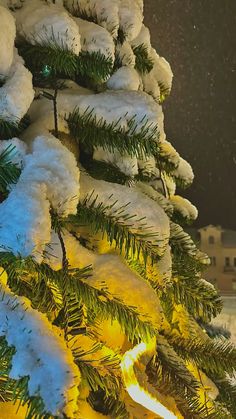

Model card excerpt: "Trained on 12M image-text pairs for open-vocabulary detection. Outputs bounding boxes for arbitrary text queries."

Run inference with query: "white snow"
[107,66,140,91]
[119,0,143,41]
[142,72,161,103]
[136,181,174,215]
[116,41,136,68]
[80,172,170,257]
[131,24,151,52]
[170,195,198,220]
[15,0,81,55]
[68,90,162,138]
[162,172,176,196]
[0,181,51,260]
[93,147,139,177]
[22,134,80,216]
[150,48,173,93]
[65,0,120,38]
[172,156,194,186]
[0,282,80,416]
[0,50,34,123]
[0,134,80,260]
[159,140,180,168]
[46,231,164,329]
[0,6,16,77]
[138,155,159,176]
[74,17,114,63]
[26,88,163,146]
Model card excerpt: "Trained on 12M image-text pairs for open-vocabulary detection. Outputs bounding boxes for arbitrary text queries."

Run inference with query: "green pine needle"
[0,117,28,141]
[68,193,163,264]
[18,38,113,84]
[0,145,21,196]
[169,335,236,377]
[172,276,223,322]
[133,44,154,74]
[67,107,159,159]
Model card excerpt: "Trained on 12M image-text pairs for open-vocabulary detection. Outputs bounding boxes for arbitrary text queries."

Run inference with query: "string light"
[121,341,177,419]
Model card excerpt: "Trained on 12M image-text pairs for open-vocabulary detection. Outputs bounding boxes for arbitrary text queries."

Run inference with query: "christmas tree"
[0,1,235,418]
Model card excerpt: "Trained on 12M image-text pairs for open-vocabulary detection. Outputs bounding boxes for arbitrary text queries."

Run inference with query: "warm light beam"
[121,342,177,419]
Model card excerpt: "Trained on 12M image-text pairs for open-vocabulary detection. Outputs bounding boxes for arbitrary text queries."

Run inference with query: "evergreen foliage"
[0,2,234,418]
[18,39,113,85]
[133,44,154,74]
[0,116,29,141]
[67,107,159,159]
[0,145,21,196]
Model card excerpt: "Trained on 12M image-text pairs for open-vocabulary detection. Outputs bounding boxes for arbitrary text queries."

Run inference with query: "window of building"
[210,256,216,266]
[208,236,214,244]
[225,257,230,267]
[232,279,236,291]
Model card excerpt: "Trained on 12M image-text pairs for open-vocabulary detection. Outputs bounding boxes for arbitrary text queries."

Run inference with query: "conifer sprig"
[0,145,21,196]
[72,342,120,398]
[18,38,113,84]
[172,276,222,322]
[150,335,199,394]
[67,107,159,159]
[133,44,154,74]
[169,335,236,377]
[0,116,28,141]
[0,337,46,418]
[68,193,164,264]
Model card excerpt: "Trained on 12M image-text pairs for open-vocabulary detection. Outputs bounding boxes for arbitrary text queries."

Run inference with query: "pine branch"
[117,28,127,44]
[64,4,98,24]
[171,209,195,228]
[168,335,236,377]
[76,50,113,83]
[0,337,47,418]
[72,342,120,398]
[170,221,210,268]
[158,81,171,103]
[67,107,159,159]
[80,150,132,185]
[214,376,236,417]
[174,176,193,190]
[68,194,163,265]
[68,269,157,342]
[133,44,154,74]
[0,145,21,196]
[149,334,199,394]
[197,321,231,340]
[0,253,62,317]
[18,39,112,84]
[18,39,78,80]
[0,116,29,141]
[88,391,129,419]
[147,335,233,418]
[17,250,157,342]
[172,276,222,322]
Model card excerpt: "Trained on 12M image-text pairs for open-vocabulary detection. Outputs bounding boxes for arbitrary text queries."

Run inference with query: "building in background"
[198,225,236,295]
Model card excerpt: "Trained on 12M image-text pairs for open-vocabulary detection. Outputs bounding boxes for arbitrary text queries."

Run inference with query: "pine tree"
[0,1,235,418]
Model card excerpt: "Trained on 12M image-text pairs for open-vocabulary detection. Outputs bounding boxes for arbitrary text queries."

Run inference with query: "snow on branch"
[0,282,80,416]
[0,134,80,260]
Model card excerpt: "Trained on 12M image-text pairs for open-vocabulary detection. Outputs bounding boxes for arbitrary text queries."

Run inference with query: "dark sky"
[144,0,236,229]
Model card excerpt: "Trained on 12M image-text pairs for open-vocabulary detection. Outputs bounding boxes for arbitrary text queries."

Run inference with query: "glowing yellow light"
[121,341,177,419]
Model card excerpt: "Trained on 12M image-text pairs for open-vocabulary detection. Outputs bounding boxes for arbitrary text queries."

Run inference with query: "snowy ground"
[212,297,236,344]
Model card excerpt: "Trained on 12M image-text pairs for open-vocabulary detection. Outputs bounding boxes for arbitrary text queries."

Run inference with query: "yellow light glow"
[121,341,177,419]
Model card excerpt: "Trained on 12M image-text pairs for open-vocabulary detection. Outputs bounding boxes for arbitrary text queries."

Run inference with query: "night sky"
[144,0,236,229]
